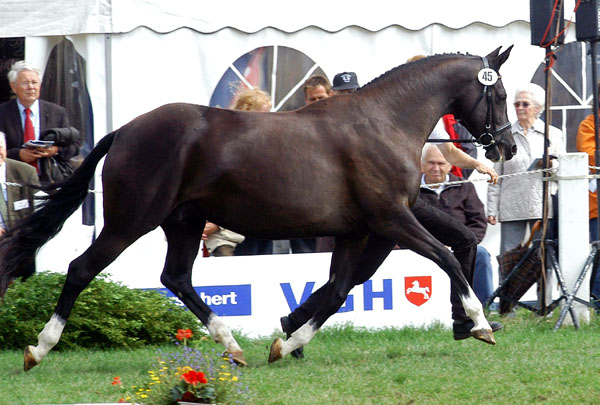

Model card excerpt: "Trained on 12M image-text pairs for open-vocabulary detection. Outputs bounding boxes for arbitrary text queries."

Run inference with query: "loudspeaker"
[576,0,600,42]
[530,0,565,46]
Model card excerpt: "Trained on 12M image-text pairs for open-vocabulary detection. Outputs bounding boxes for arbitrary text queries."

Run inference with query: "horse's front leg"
[269,237,365,362]
[408,199,496,343]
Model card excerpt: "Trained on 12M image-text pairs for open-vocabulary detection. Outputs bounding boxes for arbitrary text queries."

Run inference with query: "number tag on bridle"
[478,68,498,86]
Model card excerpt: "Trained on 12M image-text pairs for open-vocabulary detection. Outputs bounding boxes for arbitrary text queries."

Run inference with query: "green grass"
[2,310,600,404]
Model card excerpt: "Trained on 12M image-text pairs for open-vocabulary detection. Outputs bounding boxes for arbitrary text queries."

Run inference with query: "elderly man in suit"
[0,131,39,237]
[0,61,80,183]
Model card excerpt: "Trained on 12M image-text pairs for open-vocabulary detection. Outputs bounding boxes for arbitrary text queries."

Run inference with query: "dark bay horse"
[0,47,515,370]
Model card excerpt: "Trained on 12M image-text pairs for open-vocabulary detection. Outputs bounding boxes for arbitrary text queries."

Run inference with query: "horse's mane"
[358,52,479,92]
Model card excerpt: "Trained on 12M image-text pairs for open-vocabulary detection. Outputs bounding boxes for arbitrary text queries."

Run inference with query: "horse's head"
[454,46,517,162]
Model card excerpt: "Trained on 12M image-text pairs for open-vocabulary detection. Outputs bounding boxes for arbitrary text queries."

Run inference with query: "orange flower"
[182,369,207,386]
[111,376,122,386]
[176,329,193,341]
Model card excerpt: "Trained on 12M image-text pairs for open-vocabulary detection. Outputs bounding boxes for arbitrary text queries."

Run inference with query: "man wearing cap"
[331,72,360,94]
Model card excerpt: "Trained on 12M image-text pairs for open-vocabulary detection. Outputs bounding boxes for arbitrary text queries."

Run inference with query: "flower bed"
[112,329,248,404]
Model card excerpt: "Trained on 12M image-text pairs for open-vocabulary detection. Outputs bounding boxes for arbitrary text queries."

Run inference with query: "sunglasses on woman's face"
[514,101,530,108]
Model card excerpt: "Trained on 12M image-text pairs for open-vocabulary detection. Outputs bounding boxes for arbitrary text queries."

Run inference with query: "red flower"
[176,328,193,341]
[111,376,122,386]
[182,369,208,385]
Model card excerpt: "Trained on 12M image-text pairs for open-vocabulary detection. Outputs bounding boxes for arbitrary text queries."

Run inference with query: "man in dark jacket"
[0,61,80,183]
[419,144,494,305]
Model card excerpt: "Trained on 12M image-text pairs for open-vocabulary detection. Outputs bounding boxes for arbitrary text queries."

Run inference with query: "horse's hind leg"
[24,228,135,371]
[410,200,491,338]
[269,237,366,362]
[160,220,246,366]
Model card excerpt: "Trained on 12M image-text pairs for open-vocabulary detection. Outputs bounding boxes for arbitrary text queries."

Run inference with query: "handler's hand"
[475,163,498,184]
[487,215,497,225]
[203,222,219,238]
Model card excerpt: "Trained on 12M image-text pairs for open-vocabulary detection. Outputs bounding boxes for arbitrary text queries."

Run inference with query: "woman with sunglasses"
[487,83,565,256]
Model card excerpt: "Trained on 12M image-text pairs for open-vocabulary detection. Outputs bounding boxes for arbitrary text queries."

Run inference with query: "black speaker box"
[530,0,565,46]
[576,0,600,41]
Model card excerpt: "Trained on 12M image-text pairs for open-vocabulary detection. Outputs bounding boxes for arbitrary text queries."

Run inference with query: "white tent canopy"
[0,0,536,36]
[0,0,589,280]
[0,0,582,133]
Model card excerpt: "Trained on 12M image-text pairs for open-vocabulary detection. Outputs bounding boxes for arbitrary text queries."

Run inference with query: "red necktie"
[24,108,38,170]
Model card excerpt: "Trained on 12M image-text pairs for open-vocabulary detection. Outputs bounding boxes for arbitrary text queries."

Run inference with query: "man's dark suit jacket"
[0,98,73,161]
[3,158,39,230]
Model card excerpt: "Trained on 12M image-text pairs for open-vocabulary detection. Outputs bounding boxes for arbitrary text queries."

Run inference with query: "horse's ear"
[485,46,502,60]
[489,45,513,70]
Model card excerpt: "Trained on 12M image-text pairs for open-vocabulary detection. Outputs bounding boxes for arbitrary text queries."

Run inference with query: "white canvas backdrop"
[1,1,585,329]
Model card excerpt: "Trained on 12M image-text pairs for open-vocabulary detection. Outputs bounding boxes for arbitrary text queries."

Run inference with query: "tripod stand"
[553,241,599,329]
[485,238,595,328]
[485,239,561,316]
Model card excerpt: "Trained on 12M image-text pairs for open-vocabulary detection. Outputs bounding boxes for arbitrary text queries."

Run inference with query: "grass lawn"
[1,310,599,404]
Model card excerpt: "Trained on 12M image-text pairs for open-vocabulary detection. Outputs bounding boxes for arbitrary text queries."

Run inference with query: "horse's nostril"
[511,144,518,156]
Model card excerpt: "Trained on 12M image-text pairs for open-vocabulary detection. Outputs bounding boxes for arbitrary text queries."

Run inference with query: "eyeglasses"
[16,80,40,88]
[513,101,530,108]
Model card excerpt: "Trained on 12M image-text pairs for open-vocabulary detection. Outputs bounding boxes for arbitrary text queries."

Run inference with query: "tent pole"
[539,45,554,315]
[105,33,113,133]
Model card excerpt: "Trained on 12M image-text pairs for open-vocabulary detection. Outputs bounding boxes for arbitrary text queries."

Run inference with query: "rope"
[421,167,556,188]
[0,180,99,196]
[2,164,598,191]
[422,165,600,189]
[1,181,24,188]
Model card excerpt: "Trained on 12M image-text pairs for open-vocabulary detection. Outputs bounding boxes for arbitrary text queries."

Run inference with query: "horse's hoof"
[225,350,247,367]
[268,338,283,363]
[471,329,496,345]
[24,346,38,372]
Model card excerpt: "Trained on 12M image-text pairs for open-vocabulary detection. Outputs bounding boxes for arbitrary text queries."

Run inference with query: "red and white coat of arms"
[404,276,432,306]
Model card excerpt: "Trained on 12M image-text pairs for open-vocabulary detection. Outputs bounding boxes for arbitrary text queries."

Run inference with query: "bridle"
[428,56,511,149]
[464,56,511,148]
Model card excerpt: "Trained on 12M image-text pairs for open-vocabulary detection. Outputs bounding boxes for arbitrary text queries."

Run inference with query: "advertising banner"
[99,233,452,337]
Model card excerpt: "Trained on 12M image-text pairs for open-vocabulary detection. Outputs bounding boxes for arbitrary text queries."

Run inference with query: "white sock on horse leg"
[29,313,66,363]
[207,313,242,353]
[461,289,491,330]
[281,322,317,357]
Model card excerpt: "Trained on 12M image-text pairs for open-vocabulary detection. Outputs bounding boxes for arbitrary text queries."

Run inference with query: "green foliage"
[1,312,600,404]
[0,271,202,349]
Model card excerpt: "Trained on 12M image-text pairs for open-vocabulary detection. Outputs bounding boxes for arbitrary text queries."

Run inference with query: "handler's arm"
[436,142,498,184]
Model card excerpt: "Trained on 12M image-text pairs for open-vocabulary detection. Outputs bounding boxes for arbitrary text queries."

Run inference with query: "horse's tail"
[0,131,117,297]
